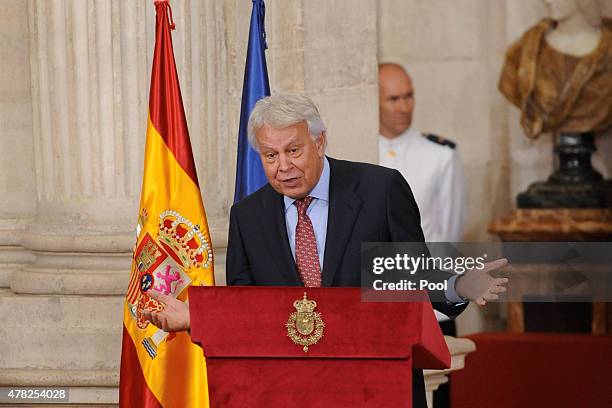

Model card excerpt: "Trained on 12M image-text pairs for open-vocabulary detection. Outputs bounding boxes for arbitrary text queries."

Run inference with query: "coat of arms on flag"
[125,209,213,359]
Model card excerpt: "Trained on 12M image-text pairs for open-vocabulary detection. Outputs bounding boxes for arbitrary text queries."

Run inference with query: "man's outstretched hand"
[140,291,190,332]
[455,258,509,306]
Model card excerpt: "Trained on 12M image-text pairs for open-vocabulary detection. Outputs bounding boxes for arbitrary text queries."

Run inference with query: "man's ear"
[316,132,326,156]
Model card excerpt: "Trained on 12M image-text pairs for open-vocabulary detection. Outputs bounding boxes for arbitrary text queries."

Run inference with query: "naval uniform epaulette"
[424,133,456,149]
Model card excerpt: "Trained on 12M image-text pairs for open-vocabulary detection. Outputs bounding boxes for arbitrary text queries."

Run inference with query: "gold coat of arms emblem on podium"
[286,292,325,352]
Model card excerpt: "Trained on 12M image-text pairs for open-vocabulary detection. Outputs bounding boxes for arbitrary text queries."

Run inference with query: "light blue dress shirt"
[282,156,464,303]
[284,157,330,270]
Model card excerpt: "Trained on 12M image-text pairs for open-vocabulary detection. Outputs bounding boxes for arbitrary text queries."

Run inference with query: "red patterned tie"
[294,196,321,287]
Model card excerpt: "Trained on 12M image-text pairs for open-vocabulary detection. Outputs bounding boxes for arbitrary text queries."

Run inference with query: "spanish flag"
[119,1,214,407]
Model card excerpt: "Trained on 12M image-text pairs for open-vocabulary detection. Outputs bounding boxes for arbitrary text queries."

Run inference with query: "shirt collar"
[379,126,419,149]
[284,156,330,211]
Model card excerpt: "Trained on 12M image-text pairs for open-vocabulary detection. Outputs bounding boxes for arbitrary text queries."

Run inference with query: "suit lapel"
[322,158,362,286]
[257,186,302,286]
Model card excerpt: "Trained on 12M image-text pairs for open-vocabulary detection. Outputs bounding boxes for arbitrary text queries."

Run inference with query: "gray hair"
[576,0,602,28]
[247,94,327,151]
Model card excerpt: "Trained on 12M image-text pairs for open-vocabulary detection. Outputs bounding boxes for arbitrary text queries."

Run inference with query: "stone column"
[1,0,231,404]
[1,1,146,402]
[13,0,143,295]
[0,0,35,289]
[11,0,234,292]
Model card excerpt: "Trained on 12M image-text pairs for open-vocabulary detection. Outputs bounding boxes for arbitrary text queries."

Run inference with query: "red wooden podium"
[189,287,450,407]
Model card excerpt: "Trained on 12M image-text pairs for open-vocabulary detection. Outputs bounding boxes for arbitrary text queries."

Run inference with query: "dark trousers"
[412,369,427,408]
[433,320,456,408]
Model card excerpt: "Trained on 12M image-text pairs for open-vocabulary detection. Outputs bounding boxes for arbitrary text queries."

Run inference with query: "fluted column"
[2,1,231,402]
[15,0,137,294]
[0,0,35,289]
[15,0,232,294]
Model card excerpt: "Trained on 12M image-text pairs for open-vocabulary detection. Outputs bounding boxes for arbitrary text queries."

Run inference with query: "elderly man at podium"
[143,94,508,408]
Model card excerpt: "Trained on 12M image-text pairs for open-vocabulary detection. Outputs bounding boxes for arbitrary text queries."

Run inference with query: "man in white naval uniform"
[378,63,468,408]
[378,63,467,243]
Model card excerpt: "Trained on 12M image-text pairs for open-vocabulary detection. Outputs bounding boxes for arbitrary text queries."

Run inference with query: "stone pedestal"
[0,289,121,406]
[490,209,612,241]
[517,133,612,208]
[423,336,476,408]
[489,209,612,334]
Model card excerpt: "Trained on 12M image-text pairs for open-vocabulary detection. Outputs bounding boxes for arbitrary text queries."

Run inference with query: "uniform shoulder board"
[424,133,456,149]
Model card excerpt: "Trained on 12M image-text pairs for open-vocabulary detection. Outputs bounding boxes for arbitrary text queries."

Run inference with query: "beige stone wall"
[226,0,379,167]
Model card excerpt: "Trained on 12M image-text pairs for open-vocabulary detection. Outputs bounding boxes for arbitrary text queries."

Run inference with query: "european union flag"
[234,0,270,203]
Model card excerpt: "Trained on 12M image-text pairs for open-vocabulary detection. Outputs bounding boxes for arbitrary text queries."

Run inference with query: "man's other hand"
[139,290,190,332]
[455,258,509,306]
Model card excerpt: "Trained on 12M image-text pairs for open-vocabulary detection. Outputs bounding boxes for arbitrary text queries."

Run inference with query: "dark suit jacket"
[227,157,465,315]
[226,157,466,407]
